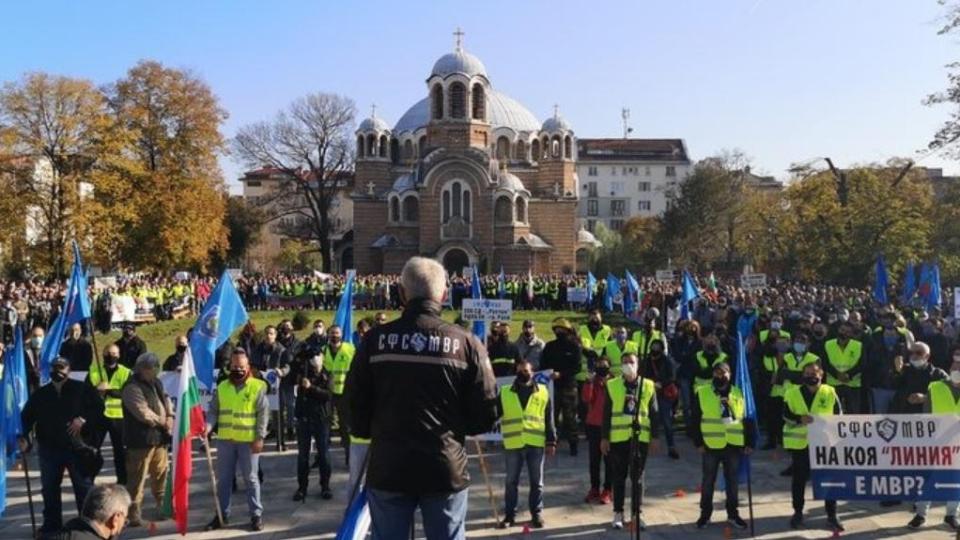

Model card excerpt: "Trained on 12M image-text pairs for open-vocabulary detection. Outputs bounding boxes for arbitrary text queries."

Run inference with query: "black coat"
[114,335,147,369]
[59,338,94,372]
[22,379,104,451]
[540,337,582,390]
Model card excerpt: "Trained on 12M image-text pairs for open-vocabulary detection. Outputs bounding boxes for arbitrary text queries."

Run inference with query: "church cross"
[453,27,465,51]
[366,181,375,195]
[371,103,377,118]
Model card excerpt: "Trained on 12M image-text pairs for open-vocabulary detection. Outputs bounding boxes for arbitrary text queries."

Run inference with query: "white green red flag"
[168,347,206,534]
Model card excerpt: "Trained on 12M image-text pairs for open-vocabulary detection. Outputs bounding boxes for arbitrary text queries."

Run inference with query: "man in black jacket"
[347,257,498,540]
[114,323,146,370]
[59,323,93,372]
[540,318,583,456]
[20,356,105,536]
[291,349,333,501]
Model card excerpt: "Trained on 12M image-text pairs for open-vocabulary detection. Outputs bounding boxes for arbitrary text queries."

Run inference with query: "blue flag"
[471,267,486,340]
[334,272,356,345]
[336,487,371,540]
[902,262,917,304]
[624,270,641,314]
[605,273,621,312]
[734,325,759,484]
[189,270,249,390]
[39,241,92,383]
[918,263,942,312]
[0,326,27,516]
[873,256,889,305]
[680,270,700,321]
[586,272,597,305]
[931,263,942,311]
[498,267,506,299]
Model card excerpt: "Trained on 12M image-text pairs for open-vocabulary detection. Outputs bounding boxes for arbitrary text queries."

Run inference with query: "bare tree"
[233,93,356,272]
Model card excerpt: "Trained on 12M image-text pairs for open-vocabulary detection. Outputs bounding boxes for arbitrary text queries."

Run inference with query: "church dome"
[578,227,602,248]
[431,50,488,79]
[541,114,571,133]
[498,172,527,193]
[394,90,540,134]
[358,114,390,132]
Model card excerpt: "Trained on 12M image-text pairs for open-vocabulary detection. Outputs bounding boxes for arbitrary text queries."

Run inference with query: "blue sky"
[2,1,957,190]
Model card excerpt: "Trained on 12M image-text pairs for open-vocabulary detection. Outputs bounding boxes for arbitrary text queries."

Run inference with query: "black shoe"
[204,516,227,531]
[531,513,545,529]
[321,488,333,500]
[790,512,803,529]
[827,515,845,532]
[497,516,516,529]
[945,516,959,531]
[668,448,680,460]
[779,465,794,477]
[292,489,306,502]
[696,515,710,529]
[908,515,925,529]
[251,516,263,532]
[727,515,747,530]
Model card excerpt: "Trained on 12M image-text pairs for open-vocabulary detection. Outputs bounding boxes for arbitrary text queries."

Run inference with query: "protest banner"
[809,414,960,501]
[567,287,588,304]
[740,273,767,291]
[462,298,513,322]
[655,269,675,283]
[474,369,555,442]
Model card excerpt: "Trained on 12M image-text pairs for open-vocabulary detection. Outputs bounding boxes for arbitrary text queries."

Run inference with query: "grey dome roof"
[497,172,527,193]
[358,115,390,132]
[541,114,571,133]
[394,90,540,134]
[578,228,602,247]
[431,50,487,79]
[391,173,417,193]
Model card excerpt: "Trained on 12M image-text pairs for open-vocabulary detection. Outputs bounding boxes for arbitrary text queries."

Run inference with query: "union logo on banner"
[198,305,220,340]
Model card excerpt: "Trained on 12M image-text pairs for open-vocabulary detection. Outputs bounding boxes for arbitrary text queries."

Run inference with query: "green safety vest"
[216,378,266,443]
[89,365,131,420]
[760,330,792,397]
[824,339,863,388]
[577,324,611,382]
[929,381,960,414]
[500,384,549,450]
[779,352,820,396]
[698,385,745,450]
[602,340,638,370]
[326,343,357,395]
[630,329,665,358]
[694,351,729,388]
[606,377,655,443]
[782,384,837,450]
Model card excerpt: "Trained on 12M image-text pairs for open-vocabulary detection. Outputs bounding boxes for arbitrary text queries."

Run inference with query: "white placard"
[740,273,767,290]
[225,268,242,280]
[655,269,675,283]
[567,287,588,304]
[93,277,117,290]
[462,299,512,322]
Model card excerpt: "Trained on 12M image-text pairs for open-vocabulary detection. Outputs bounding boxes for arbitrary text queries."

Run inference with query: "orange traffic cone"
[674,488,686,498]
[148,522,157,535]
[521,524,531,534]
[723,525,733,539]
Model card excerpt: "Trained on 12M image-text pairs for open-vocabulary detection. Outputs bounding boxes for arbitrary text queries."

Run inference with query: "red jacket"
[581,376,610,427]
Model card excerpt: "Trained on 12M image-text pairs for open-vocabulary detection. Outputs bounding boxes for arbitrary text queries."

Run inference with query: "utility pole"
[621,108,632,139]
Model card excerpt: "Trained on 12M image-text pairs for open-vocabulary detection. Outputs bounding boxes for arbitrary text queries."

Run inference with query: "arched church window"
[442,190,451,222]
[431,84,443,120]
[452,182,462,217]
[530,139,540,162]
[496,137,510,160]
[516,197,527,223]
[551,135,561,158]
[390,197,400,222]
[463,189,471,223]
[357,136,364,157]
[564,135,572,158]
[471,84,485,120]
[418,135,427,158]
[402,196,419,222]
[495,195,512,224]
[367,134,376,157]
[403,140,413,161]
[442,181,471,224]
[390,138,400,164]
[449,82,466,119]
[515,140,526,161]
[379,135,388,158]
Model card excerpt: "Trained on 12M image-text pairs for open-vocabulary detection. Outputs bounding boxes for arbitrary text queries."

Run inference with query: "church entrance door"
[441,248,470,276]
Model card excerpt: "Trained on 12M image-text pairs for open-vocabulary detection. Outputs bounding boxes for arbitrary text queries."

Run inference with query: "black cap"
[52,356,70,368]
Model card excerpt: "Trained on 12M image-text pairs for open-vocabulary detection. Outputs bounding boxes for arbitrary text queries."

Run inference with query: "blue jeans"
[503,446,545,518]
[215,440,262,519]
[652,395,676,449]
[871,388,896,414]
[38,444,94,533]
[367,488,469,540]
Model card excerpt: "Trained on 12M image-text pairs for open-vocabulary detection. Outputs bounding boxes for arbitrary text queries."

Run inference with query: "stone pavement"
[1,434,956,539]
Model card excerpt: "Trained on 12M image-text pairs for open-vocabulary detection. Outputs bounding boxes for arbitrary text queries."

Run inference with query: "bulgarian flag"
[164,347,207,534]
[706,271,718,300]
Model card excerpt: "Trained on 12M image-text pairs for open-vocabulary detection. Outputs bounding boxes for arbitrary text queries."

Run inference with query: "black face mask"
[596,367,610,377]
[803,375,820,386]
[705,345,719,355]
[713,376,729,389]
[104,356,119,367]
[176,345,187,353]
[229,369,247,382]
[51,370,68,383]
[516,372,532,384]
[588,321,600,330]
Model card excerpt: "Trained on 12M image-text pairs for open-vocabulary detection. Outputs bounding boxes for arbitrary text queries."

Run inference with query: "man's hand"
[600,439,610,456]
[66,417,85,437]
[893,355,904,373]
[907,393,926,405]
[654,382,662,390]
[300,378,311,390]
[250,438,264,454]
[546,444,556,457]
[96,382,108,392]
[801,415,815,425]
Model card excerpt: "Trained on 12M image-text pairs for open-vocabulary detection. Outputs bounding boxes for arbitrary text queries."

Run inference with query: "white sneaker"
[612,512,624,529]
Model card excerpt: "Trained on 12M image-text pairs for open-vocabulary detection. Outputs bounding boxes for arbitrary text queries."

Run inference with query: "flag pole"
[20,453,37,537]
[471,438,500,525]
[201,435,225,528]
[746,456,755,537]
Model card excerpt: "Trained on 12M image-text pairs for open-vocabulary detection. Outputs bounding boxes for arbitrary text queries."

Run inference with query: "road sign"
[655,269,675,283]
[740,273,767,290]
[462,299,512,322]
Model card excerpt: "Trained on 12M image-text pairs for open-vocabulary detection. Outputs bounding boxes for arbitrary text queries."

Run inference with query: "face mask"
[176,345,187,353]
[803,375,820,386]
[51,370,68,383]
[770,322,782,331]
[309,356,323,372]
[951,370,960,385]
[515,372,532,384]
[104,355,118,366]
[596,367,610,377]
[616,335,627,345]
[588,320,600,330]
[650,348,663,357]
[705,345,718,355]
[314,327,324,335]
[229,368,247,382]
[713,376,729,389]
[621,363,638,379]
[909,358,926,369]
[793,343,807,354]
[30,337,42,348]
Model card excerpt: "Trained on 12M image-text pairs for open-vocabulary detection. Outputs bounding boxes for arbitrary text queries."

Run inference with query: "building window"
[449,82,466,119]
[403,140,413,161]
[418,135,427,158]
[471,83,485,120]
[357,135,364,157]
[638,181,651,192]
[530,139,540,161]
[666,165,676,177]
[587,199,598,217]
[245,180,261,187]
[379,135,388,158]
[611,199,626,217]
[587,166,598,176]
[638,200,651,211]
[442,180,471,223]
[610,181,625,195]
[390,197,400,222]
[564,135,572,158]
[610,219,624,231]
[587,182,598,198]
[516,197,526,222]
[402,196,419,222]
[496,136,510,160]
[367,134,376,157]
[494,195,513,224]
[431,85,444,120]
[515,139,526,160]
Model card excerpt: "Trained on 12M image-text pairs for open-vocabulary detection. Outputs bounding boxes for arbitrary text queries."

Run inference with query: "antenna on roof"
[621,108,632,139]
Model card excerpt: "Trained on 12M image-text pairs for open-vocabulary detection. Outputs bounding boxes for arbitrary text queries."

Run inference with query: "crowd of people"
[5,264,960,538]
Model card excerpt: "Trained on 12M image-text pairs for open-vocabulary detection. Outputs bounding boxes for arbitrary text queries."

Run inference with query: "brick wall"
[353,198,387,272]
[528,198,578,273]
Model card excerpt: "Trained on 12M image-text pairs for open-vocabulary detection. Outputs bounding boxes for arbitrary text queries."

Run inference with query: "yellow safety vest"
[500,384,549,450]
[216,378,266,443]
[577,324,611,382]
[698,385,745,449]
[630,329,664,357]
[780,352,820,396]
[326,343,357,395]
[89,365,131,420]
[606,377,655,444]
[782,384,837,450]
[602,340,638,370]
[929,381,960,414]
[824,339,862,388]
[694,351,729,388]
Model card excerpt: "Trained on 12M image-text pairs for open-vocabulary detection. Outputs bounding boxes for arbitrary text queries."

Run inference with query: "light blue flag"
[918,263,942,312]
[624,270,641,314]
[471,267,486,340]
[498,266,506,299]
[873,256,889,305]
[931,263,942,311]
[336,487,371,540]
[334,272,355,345]
[680,270,700,321]
[189,270,249,390]
[586,272,597,305]
[734,325,759,484]
[0,326,27,516]
[901,262,916,304]
[605,273,621,312]
[40,241,92,383]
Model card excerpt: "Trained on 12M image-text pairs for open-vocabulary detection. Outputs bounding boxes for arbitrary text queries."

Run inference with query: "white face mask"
[621,363,638,379]
[951,370,960,385]
[910,358,926,369]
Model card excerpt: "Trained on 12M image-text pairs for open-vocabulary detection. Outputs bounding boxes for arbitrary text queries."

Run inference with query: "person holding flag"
[0,326,28,519]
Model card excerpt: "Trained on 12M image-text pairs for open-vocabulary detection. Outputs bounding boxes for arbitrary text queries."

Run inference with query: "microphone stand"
[629,372,645,540]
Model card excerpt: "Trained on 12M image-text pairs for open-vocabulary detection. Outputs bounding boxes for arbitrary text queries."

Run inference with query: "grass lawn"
[108,308,646,360]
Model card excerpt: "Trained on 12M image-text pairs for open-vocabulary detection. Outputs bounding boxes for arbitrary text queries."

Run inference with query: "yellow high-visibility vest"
[606,377,655,443]
[929,381,960,414]
[326,343,357,395]
[577,324,611,382]
[89,365,131,420]
[500,384,549,450]
[216,378,266,443]
[824,339,862,388]
[779,352,820,396]
[630,329,664,358]
[782,384,836,450]
[602,340,638,370]
[698,385,745,449]
[694,351,729,388]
